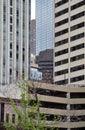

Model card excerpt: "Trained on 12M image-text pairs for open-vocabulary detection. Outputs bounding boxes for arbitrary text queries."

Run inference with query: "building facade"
[0,0,31,84]
[36,0,54,55]
[0,83,85,130]
[54,0,85,85]
[30,19,36,55]
[36,49,53,83]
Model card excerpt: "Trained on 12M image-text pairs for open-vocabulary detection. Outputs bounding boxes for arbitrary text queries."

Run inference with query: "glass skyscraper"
[36,0,54,55]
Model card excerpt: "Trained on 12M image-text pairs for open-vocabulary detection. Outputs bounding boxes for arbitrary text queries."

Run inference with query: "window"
[71,11,84,21]
[71,0,85,10]
[10,8,12,15]
[6,113,9,123]
[70,33,84,42]
[10,0,12,6]
[10,68,12,75]
[70,43,84,51]
[70,22,84,31]
[55,79,68,85]
[55,28,68,37]
[55,48,68,56]
[70,75,84,83]
[10,16,12,23]
[16,53,19,59]
[55,69,68,76]
[10,43,12,49]
[1,103,4,122]
[10,25,12,32]
[10,33,13,41]
[16,9,19,17]
[55,38,68,47]
[10,51,12,58]
[55,18,68,27]
[55,0,68,8]
[55,59,68,66]
[12,114,15,123]
[70,54,84,62]
[70,64,84,72]
[55,8,68,17]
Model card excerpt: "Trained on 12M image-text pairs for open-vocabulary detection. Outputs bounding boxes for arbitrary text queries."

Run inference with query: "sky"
[31,0,35,19]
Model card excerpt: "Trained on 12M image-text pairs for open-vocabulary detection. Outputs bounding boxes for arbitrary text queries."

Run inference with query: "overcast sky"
[31,0,35,19]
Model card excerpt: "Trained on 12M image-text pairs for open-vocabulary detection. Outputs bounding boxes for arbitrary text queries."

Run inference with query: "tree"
[4,80,59,130]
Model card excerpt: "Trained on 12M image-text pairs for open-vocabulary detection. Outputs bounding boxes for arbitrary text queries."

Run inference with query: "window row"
[55,59,68,66]
[55,32,84,44]
[55,28,68,37]
[70,22,84,31]
[70,32,84,42]
[55,54,84,66]
[70,43,84,52]
[55,38,68,47]
[55,79,68,85]
[55,69,68,76]
[70,64,84,72]
[55,48,68,57]
[71,0,85,10]
[55,8,68,18]
[55,18,68,27]
[55,0,68,8]
[70,75,84,83]
[55,75,85,85]
[70,54,84,62]
[71,11,84,21]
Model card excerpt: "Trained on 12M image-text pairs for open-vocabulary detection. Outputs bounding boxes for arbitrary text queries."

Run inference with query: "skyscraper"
[54,0,85,85]
[30,19,36,55]
[36,0,54,55]
[0,0,31,85]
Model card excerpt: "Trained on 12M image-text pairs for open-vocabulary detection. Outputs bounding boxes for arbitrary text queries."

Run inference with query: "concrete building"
[0,0,31,85]
[0,83,85,129]
[36,49,53,83]
[54,0,85,85]
[36,0,54,55]
[30,19,36,55]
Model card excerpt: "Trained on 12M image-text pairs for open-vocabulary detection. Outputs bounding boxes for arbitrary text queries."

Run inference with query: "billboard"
[30,68,42,81]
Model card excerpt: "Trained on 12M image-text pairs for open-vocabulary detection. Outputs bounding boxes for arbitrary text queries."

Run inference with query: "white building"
[54,0,85,85]
[0,0,31,84]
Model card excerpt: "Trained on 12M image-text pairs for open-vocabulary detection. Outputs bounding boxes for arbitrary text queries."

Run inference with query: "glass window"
[10,0,12,6]
[55,8,68,17]
[55,0,68,8]
[71,11,84,21]
[10,51,12,58]
[70,22,84,31]
[55,28,68,37]
[70,64,84,72]
[10,25,12,32]
[55,18,68,27]
[70,43,84,51]
[70,75,84,83]
[55,48,68,56]
[71,0,85,10]
[55,38,68,47]
[70,54,84,62]
[55,69,68,76]
[55,59,68,66]
[10,16,12,23]
[70,33,84,42]
[12,114,15,123]
[10,8,12,15]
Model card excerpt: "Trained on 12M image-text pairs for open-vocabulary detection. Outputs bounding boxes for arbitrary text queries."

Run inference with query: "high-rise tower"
[0,0,31,84]
[36,0,54,55]
[54,0,85,85]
